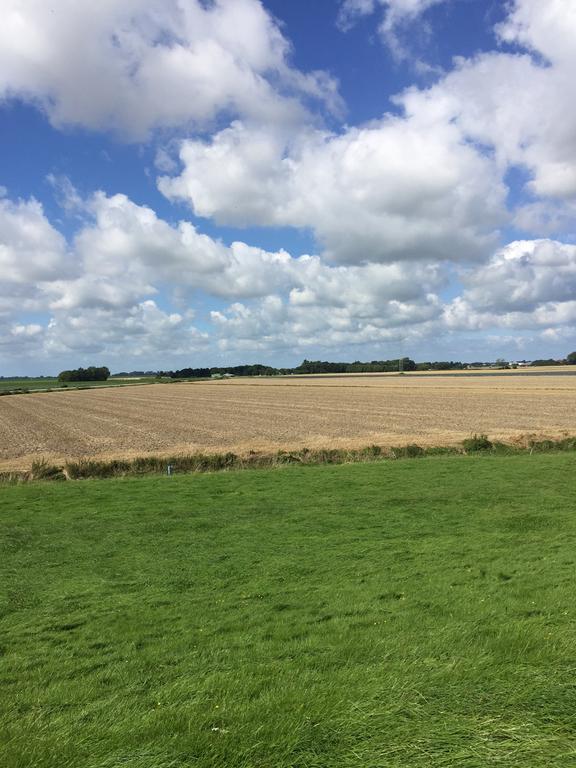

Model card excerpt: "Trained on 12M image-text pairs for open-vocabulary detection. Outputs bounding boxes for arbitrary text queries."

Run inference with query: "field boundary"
[0,379,159,396]
[2,434,576,484]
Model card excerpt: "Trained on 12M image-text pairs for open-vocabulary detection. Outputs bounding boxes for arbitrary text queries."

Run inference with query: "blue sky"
[1,0,576,374]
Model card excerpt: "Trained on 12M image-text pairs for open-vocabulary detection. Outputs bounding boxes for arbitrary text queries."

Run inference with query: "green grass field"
[1,455,576,767]
[0,378,55,392]
[0,378,155,394]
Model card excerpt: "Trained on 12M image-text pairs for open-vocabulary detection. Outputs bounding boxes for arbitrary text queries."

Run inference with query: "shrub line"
[1,434,576,484]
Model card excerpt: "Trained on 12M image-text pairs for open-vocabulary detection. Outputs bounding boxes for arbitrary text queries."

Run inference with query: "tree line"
[53,352,576,382]
[159,358,457,378]
[159,353,576,378]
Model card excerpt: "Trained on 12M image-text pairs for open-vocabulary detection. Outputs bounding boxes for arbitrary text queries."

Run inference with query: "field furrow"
[1,374,575,469]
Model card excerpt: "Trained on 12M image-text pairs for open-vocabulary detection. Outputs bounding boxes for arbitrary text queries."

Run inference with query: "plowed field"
[1,374,575,469]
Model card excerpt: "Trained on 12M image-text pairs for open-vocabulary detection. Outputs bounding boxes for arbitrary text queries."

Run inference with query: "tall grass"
[3,434,576,484]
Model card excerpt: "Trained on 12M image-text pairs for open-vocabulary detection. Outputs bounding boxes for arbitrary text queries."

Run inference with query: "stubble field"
[1,373,575,470]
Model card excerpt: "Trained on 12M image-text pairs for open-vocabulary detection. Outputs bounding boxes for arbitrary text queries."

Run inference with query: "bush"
[391,444,425,458]
[30,459,66,481]
[528,437,576,453]
[65,459,131,479]
[462,434,493,452]
[424,445,460,456]
[360,445,383,459]
[557,437,576,451]
[491,441,518,455]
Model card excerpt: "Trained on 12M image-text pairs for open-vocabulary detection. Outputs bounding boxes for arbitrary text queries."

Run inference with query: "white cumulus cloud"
[399,0,576,208]
[159,117,506,265]
[0,197,70,284]
[444,239,576,334]
[0,0,341,139]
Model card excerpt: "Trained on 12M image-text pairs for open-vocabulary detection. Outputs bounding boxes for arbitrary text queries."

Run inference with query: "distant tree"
[58,366,110,382]
[530,359,561,367]
[427,361,465,370]
[567,351,576,364]
[400,357,416,372]
[294,358,418,375]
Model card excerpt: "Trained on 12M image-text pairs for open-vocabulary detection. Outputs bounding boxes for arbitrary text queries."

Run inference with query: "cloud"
[0,196,70,284]
[158,123,292,228]
[46,174,86,216]
[0,188,445,362]
[72,192,448,354]
[68,190,446,304]
[160,116,506,265]
[0,321,45,357]
[461,240,576,314]
[497,0,576,66]
[334,0,576,239]
[398,0,576,209]
[0,0,341,140]
[337,0,453,62]
[158,5,573,271]
[206,237,576,355]
[337,0,378,31]
[1,187,575,366]
[211,291,441,356]
[3,0,576,367]
[71,191,292,302]
[513,199,576,238]
[0,196,74,321]
[44,300,208,359]
[444,239,576,333]
[338,0,449,31]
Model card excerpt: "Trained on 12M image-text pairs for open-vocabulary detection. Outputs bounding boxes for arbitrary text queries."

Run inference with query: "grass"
[0,378,157,395]
[1,454,576,767]
[3,434,576,484]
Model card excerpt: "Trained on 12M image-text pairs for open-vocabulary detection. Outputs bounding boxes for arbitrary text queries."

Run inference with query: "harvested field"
[1,373,575,470]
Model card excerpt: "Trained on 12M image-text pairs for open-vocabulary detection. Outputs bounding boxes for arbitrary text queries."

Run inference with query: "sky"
[1,0,576,374]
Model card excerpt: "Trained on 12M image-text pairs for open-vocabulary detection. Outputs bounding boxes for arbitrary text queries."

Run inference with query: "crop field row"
[0,374,575,470]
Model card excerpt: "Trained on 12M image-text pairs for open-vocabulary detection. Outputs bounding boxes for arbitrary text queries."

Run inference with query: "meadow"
[1,373,576,470]
[1,454,576,767]
[0,378,155,395]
